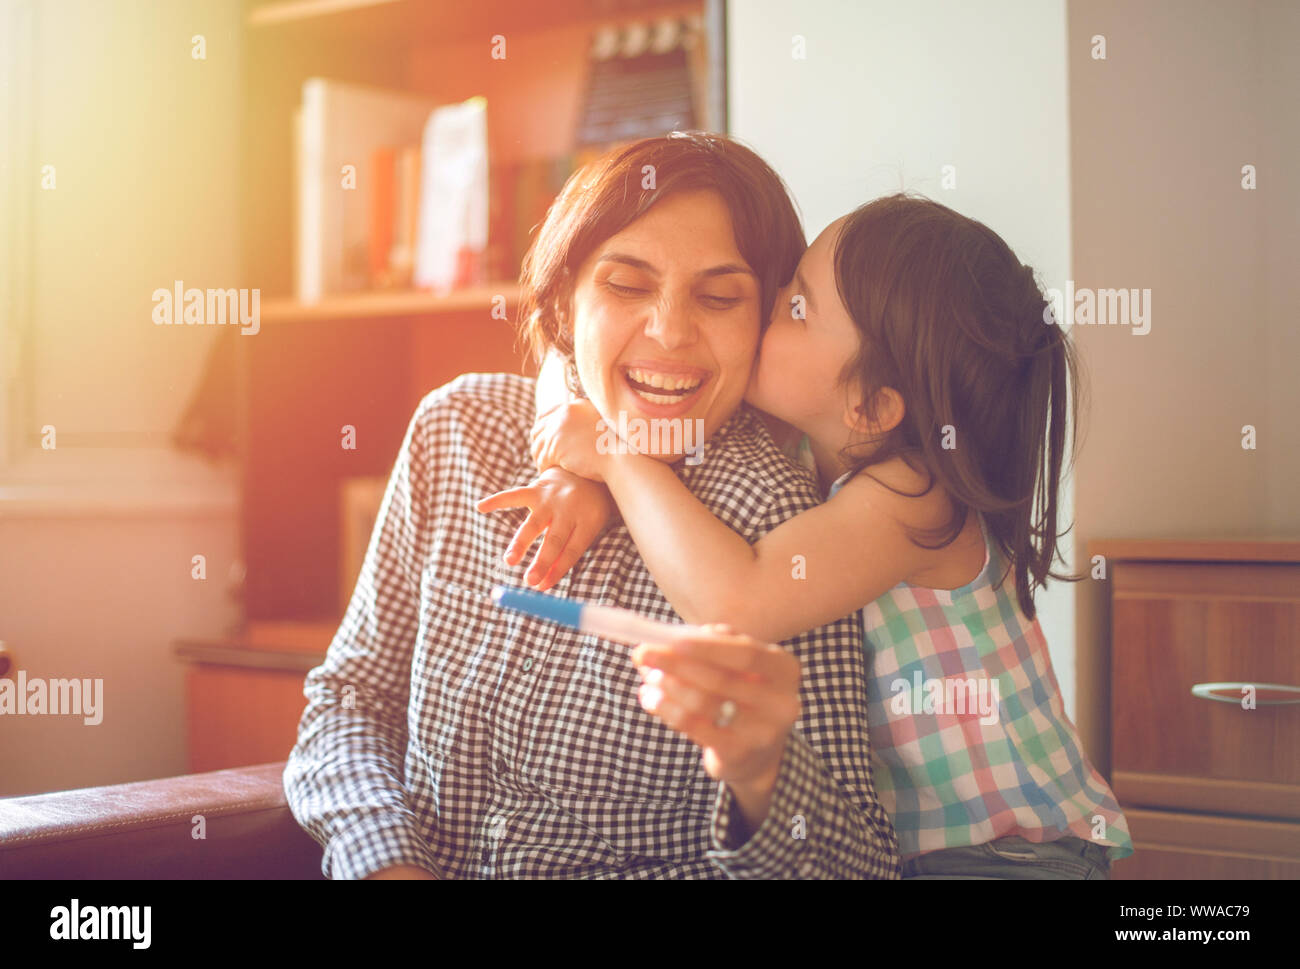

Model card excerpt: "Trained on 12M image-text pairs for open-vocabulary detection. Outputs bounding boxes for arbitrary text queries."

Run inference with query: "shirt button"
[522,656,534,671]
[489,816,507,840]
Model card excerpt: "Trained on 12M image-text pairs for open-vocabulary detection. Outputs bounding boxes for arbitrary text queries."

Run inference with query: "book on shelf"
[414,95,489,293]
[294,77,603,309]
[367,145,395,284]
[294,78,442,302]
[387,144,422,289]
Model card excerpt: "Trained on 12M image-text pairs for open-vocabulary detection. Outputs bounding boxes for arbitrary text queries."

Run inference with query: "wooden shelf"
[1088,538,1300,564]
[261,282,520,322]
[248,0,402,29]
[174,643,325,672]
[174,619,340,657]
[246,0,690,46]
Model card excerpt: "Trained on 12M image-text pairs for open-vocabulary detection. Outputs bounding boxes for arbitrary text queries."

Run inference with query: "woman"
[286,132,899,879]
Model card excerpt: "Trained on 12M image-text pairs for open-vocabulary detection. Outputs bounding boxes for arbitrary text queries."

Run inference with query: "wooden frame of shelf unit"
[261,283,521,323]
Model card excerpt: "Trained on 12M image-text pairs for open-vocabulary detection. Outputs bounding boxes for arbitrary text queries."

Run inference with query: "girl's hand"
[530,399,610,481]
[632,625,802,827]
[476,468,615,589]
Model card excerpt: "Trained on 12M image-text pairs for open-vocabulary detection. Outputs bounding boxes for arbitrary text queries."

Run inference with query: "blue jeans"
[902,835,1112,880]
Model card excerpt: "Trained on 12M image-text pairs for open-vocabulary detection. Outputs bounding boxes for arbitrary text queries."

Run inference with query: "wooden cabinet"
[175,623,333,772]
[1094,540,1300,879]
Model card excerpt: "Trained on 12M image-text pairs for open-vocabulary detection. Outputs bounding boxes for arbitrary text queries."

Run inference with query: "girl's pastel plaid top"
[826,467,1134,862]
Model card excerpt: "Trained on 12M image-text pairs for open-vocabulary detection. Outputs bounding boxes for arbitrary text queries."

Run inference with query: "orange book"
[369,146,395,285]
[389,146,421,288]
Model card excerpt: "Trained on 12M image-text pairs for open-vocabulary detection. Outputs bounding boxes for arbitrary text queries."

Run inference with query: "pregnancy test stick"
[490,585,701,646]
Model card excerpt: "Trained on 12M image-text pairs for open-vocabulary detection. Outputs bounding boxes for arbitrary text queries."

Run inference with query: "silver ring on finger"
[714,698,738,729]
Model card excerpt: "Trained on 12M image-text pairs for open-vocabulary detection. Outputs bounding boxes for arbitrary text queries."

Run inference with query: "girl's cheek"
[745,330,781,404]
[762,323,791,372]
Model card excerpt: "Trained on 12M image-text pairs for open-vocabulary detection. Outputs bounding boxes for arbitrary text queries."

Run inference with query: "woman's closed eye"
[605,280,742,310]
[700,293,742,309]
[607,281,649,297]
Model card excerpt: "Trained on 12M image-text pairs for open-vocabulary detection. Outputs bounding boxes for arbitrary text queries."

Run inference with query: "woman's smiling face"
[568,189,762,460]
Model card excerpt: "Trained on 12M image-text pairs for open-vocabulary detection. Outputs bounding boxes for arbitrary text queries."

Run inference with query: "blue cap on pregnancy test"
[491,585,583,630]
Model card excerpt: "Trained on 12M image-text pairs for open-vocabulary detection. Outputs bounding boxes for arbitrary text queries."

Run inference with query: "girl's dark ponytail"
[1013,282,1080,616]
[833,195,1084,619]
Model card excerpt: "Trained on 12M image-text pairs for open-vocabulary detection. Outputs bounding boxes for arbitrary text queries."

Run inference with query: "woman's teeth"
[626,368,703,392]
[624,368,704,405]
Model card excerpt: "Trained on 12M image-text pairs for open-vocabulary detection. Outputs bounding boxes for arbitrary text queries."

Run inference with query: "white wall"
[0,0,242,795]
[1067,0,1300,769]
[727,0,1078,712]
[1261,0,1300,530]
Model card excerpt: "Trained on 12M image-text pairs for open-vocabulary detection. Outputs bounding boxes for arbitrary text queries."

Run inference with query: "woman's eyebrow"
[698,263,754,280]
[598,253,658,274]
[596,252,754,281]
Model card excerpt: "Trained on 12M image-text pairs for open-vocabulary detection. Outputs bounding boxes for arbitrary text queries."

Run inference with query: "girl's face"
[746,216,862,437]
[568,189,761,461]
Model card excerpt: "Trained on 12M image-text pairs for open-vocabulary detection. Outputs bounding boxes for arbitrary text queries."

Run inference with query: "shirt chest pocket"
[522,636,704,807]
[414,575,703,809]
[411,575,505,758]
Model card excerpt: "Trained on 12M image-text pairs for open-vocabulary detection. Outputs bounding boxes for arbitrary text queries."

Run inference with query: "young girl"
[479,193,1132,878]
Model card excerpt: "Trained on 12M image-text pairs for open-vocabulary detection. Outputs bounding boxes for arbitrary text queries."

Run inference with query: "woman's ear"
[845,386,905,437]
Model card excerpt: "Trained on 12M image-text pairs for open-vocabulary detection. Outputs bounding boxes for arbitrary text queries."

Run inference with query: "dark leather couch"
[0,762,324,879]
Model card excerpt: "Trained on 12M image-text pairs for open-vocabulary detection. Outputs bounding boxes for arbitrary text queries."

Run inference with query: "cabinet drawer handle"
[1190,681,1300,705]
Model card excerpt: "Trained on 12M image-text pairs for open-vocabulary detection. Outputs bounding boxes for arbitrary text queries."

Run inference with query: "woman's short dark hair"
[518,132,805,367]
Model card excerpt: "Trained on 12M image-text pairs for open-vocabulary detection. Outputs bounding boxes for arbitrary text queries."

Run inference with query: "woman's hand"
[632,625,801,834]
[530,399,610,481]
[475,467,616,589]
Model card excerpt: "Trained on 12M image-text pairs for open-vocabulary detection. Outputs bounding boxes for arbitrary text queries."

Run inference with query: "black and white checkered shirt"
[284,373,900,879]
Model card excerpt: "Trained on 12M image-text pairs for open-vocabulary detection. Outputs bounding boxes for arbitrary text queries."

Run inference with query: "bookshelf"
[233,0,719,633]
[165,0,722,771]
